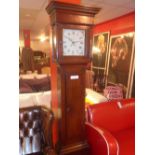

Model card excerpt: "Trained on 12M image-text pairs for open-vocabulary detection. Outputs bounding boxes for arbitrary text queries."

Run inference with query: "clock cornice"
[46,1,100,26]
[46,1,100,17]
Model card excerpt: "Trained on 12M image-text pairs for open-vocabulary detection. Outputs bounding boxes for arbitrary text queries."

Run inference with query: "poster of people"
[92,32,110,91]
[106,32,135,98]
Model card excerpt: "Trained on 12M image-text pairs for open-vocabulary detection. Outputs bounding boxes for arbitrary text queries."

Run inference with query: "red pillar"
[23,29,31,48]
[50,0,80,4]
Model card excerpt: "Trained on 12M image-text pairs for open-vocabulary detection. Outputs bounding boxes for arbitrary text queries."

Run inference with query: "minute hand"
[72,40,82,43]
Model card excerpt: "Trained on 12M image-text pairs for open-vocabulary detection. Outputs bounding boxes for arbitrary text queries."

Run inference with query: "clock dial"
[63,29,85,56]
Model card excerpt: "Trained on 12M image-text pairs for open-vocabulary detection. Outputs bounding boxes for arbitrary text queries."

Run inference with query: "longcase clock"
[46,1,100,155]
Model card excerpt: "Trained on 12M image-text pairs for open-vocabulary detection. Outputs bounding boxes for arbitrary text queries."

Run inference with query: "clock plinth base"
[58,142,89,155]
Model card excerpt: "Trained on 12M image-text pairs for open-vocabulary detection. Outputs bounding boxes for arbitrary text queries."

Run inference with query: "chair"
[19,106,55,155]
[85,98,135,155]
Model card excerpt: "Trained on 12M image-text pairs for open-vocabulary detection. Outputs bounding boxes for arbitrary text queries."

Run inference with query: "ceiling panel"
[95,4,116,17]
[122,0,135,9]
[32,10,49,31]
[20,0,47,10]
[81,1,116,13]
[81,0,106,4]
[19,8,40,20]
[102,0,131,6]
[95,6,134,24]
[19,19,34,29]
[81,0,102,7]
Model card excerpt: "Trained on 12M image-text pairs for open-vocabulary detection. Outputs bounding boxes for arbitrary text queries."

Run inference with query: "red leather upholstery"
[86,98,135,155]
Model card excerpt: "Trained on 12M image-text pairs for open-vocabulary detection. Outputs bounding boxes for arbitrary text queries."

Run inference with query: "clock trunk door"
[61,65,85,145]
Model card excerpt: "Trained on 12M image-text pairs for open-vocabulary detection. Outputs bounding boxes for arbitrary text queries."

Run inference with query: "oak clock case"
[46,1,100,155]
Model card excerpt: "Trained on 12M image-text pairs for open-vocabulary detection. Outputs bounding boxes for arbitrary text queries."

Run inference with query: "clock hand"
[72,41,83,44]
[65,36,73,42]
[72,41,80,43]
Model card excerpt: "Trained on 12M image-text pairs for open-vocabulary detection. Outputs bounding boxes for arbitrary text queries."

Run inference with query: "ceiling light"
[25,14,31,17]
[40,37,46,42]
[40,35,47,42]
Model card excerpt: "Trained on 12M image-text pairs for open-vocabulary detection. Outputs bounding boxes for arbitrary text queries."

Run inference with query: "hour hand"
[72,40,80,43]
[65,36,73,42]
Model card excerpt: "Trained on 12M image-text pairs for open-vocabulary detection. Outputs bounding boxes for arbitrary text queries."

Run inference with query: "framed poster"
[92,32,110,91]
[106,32,135,98]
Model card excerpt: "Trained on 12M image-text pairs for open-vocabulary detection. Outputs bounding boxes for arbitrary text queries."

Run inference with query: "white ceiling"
[19,0,135,41]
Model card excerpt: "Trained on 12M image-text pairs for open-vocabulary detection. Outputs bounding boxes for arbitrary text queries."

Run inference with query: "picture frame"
[92,31,110,91]
[106,32,135,98]
[127,39,135,98]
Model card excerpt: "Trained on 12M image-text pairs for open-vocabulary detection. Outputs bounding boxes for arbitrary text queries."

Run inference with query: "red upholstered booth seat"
[86,98,135,155]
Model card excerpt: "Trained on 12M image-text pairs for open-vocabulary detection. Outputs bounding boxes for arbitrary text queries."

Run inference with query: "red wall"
[93,12,135,35]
